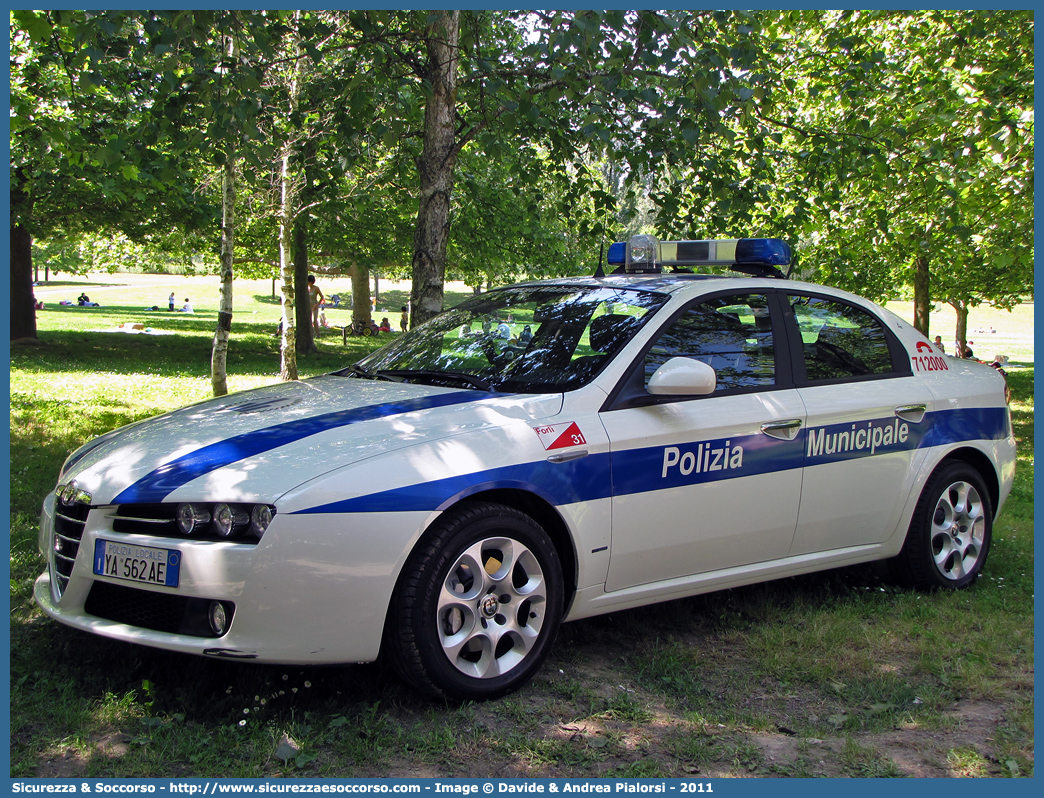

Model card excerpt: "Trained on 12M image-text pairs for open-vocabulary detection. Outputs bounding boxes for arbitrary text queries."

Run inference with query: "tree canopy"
[10,9,1032,361]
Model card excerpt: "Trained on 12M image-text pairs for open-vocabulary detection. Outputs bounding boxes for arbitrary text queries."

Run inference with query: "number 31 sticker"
[534,422,587,450]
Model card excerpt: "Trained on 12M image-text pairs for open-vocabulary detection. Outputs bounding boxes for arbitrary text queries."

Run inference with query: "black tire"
[387,501,564,701]
[893,461,992,590]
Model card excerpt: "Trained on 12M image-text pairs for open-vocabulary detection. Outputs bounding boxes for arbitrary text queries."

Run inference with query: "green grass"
[9,273,1034,778]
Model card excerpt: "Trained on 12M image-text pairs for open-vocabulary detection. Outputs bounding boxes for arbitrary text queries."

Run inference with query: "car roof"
[495,273,894,320]
[502,273,800,296]
[509,273,885,302]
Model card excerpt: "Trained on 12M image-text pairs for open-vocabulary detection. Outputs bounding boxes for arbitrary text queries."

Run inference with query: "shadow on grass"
[11,619,400,727]
[7,556,902,751]
[8,558,895,734]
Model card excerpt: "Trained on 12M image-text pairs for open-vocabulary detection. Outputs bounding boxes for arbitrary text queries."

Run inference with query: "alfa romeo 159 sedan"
[36,236,1015,700]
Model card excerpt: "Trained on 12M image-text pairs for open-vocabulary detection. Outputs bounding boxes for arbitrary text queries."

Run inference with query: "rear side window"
[789,295,896,381]
[644,293,775,393]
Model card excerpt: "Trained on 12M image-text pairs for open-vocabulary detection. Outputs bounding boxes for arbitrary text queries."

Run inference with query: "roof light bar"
[607,235,792,276]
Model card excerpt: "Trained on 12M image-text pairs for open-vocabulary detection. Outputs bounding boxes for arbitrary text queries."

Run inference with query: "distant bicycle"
[340,319,380,342]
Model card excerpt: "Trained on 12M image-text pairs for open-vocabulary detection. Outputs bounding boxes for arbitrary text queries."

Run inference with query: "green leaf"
[14,11,54,45]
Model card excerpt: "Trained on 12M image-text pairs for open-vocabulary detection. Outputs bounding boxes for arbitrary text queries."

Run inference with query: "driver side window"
[643,293,775,394]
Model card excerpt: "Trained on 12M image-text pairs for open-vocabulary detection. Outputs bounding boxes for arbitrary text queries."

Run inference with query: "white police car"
[36,236,1016,700]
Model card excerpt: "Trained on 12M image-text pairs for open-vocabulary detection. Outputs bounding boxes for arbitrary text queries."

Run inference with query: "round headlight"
[177,503,209,535]
[208,601,229,636]
[211,503,235,538]
[250,505,274,539]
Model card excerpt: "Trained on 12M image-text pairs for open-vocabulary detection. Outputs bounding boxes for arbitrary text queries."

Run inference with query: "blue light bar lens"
[735,238,791,266]
[606,238,791,268]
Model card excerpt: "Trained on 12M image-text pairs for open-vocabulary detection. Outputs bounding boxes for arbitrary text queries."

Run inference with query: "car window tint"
[356,285,668,392]
[790,295,895,380]
[644,294,775,392]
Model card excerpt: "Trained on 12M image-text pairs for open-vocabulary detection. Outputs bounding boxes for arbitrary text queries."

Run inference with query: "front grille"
[52,501,90,598]
[84,581,235,638]
[112,503,180,535]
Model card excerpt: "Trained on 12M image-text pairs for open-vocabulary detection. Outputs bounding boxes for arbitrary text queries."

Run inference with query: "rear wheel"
[894,461,992,590]
[388,502,564,700]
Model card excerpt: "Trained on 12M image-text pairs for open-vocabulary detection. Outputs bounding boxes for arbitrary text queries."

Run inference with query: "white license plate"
[93,539,181,588]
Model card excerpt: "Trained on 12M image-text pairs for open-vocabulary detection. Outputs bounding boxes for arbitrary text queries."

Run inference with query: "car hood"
[59,376,564,506]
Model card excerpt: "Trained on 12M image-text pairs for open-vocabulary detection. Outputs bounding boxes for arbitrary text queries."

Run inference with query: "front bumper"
[35,493,427,665]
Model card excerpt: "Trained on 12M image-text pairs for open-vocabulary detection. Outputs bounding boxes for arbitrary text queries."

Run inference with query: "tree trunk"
[211,158,236,396]
[278,151,298,381]
[293,217,316,355]
[351,264,372,329]
[10,182,37,341]
[950,300,971,357]
[280,15,304,379]
[912,254,931,337]
[409,10,460,328]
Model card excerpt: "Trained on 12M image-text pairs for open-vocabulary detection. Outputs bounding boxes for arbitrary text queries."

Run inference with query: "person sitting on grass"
[179,298,194,313]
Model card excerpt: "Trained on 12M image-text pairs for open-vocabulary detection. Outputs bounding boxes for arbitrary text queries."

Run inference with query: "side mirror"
[648,357,716,395]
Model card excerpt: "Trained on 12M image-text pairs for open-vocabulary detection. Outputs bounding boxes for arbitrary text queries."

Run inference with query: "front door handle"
[547,449,588,464]
[760,419,803,441]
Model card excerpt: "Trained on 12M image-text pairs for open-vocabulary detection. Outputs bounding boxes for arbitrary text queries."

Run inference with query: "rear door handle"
[760,419,803,441]
[895,404,927,423]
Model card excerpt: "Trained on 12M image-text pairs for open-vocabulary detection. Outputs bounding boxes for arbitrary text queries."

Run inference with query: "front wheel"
[387,502,564,700]
[893,461,992,590]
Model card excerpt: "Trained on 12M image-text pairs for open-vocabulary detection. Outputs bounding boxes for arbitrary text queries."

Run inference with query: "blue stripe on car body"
[110,392,492,504]
[296,454,616,515]
[292,406,1009,515]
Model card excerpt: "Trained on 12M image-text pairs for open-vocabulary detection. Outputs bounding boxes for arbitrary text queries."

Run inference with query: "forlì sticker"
[533,422,587,450]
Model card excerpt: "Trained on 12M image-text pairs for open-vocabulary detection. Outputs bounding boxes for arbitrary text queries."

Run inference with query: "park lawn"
[9,274,1035,778]
[882,300,1034,365]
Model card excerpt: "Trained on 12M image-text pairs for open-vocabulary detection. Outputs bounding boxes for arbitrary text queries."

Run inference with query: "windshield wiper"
[343,364,399,382]
[383,370,496,391]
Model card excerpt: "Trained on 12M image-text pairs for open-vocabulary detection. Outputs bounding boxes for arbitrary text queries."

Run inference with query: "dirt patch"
[35,733,132,778]
[338,661,1032,779]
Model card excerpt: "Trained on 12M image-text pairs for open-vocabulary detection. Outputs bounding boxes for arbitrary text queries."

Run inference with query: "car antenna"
[593,238,606,278]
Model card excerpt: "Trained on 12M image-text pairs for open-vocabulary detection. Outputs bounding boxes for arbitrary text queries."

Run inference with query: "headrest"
[590,314,638,353]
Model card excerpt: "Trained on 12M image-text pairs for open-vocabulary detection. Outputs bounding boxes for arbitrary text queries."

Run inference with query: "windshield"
[347,284,668,392]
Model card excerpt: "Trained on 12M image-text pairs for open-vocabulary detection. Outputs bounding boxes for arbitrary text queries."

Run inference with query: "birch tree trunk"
[409,10,460,327]
[278,150,298,381]
[211,157,236,396]
[279,15,304,380]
